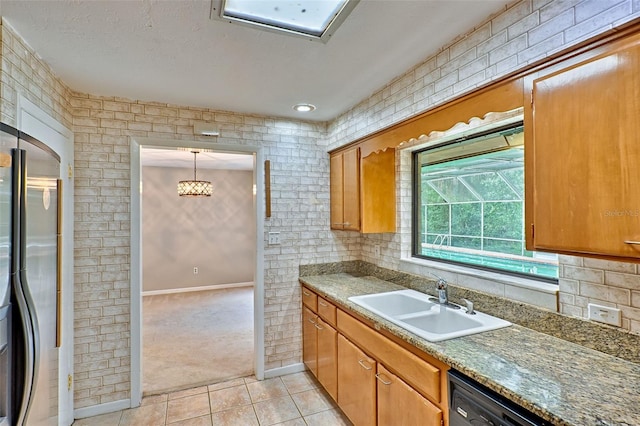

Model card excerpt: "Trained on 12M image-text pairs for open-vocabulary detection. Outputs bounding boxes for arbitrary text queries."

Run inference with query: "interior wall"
[67,96,364,409]
[2,0,639,414]
[328,0,640,334]
[142,166,254,292]
[0,19,73,129]
[1,18,361,409]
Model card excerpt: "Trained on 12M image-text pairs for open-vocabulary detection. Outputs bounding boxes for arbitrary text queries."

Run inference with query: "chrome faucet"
[436,278,448,304]
[427,272,450,304]
[429,273,448,304]
[428,272,461,309]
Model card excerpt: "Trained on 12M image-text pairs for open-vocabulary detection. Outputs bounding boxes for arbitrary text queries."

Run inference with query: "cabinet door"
[377,364,442,426]
[361,148,396,233]
[342,148,360,231]
[316,318,338,401]
[330,154,345,230]
[330,148,360,231]
[337,335,376,426]
[527,34,640,259]
[302,306,318,377]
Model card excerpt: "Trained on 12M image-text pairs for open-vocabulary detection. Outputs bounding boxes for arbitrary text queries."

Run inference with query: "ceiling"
[141,147,254,170]
[0,0,510,122]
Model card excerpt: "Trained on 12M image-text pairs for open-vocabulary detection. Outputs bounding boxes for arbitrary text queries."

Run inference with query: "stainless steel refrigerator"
[0,123,60,426]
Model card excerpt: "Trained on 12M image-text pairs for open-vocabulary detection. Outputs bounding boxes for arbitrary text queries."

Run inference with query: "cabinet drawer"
[302,287,317,311]
[317,297,337,327]
[337,310,442,403]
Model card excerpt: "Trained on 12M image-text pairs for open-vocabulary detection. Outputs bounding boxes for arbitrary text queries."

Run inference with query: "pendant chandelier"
[177,150,212,197]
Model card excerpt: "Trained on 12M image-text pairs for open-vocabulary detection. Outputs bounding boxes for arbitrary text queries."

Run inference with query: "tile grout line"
[246,381,261,426]
[75,372,347,425]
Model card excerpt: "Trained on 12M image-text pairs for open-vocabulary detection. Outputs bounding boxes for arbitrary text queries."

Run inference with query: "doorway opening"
[130,138,265,404]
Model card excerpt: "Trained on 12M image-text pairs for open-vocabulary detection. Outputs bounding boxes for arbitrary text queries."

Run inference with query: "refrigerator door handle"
[11,274,35,426]
[11,148,39,426]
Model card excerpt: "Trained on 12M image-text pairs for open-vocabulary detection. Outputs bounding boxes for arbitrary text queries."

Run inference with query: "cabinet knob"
[319,300,328,307]
[624,240,640,245]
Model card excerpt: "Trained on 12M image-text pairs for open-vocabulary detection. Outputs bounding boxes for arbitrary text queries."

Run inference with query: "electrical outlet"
[268,232,281,245]
[588,303,621,327]
[193,267,198,275]
[374,245,381,256]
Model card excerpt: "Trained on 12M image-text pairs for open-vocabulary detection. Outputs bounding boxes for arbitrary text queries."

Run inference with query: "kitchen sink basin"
[347,290,437,317]
[402,308,484,334]
[348,289,511,342]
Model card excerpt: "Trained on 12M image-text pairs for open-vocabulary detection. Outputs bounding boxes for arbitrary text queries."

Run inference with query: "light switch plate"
[588,303,621,327]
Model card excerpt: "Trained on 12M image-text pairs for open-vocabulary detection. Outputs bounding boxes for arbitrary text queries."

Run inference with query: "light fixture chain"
[193,151,197,180]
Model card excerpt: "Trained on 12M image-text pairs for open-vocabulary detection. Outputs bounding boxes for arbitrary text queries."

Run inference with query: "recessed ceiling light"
[293,103,316,113]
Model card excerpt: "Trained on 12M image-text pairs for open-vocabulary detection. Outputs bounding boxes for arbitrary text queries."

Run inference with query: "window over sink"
[412,123,558,282]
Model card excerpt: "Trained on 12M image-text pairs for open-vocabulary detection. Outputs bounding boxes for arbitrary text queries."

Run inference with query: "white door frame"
[17,95,75,426]
[129,137,265,407]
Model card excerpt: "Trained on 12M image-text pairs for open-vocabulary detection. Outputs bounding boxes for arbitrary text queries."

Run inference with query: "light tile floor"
[73,372,352,426]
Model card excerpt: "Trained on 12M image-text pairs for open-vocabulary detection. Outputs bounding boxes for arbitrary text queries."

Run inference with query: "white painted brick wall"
[3,0,640,412]
[69,94,359,406]
[0,19,73,128]
[329,0,640,333]
[1,20,361,409]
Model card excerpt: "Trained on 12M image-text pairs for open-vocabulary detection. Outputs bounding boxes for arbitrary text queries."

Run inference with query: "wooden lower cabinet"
[302,306,318,377]
[301,286,448,425]
[377,364,443,426]
[317,318,338,401]
[337,335,376,426]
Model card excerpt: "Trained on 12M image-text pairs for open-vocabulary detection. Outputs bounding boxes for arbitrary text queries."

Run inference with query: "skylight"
[211,0,360,42]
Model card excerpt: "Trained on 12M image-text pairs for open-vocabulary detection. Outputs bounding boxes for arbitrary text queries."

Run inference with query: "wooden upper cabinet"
[361,148,396,233]
[526,32,640,260]
[329,146,396,233]
[330,147,360,231]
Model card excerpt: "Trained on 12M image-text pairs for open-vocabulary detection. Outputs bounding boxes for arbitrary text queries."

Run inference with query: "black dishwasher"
[448,370,551,426]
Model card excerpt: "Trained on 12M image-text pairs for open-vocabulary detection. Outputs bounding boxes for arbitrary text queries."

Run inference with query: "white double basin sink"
[348,289,511,342]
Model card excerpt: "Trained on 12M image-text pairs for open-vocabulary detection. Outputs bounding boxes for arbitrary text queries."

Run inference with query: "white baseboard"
[142,281,254,296]
[264,363,306,379]
[74,399,131,419]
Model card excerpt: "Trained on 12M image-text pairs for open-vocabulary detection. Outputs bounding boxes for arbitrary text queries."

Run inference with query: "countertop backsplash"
[300,261,640,364]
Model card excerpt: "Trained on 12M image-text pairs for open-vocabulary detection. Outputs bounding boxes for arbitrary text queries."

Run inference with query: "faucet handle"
[428,271,447,287]
[461,298,475,315]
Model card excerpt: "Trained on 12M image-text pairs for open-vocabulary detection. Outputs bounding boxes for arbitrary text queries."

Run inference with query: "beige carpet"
[142,286,254,395]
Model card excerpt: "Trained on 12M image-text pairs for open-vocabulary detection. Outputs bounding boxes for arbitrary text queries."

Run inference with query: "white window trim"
[396,109,559,311]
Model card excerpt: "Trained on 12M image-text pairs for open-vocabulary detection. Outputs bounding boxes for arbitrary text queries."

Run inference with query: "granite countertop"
[300,273,640,426]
